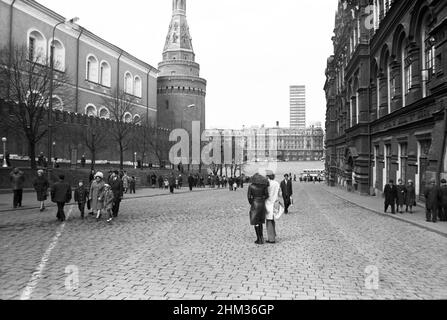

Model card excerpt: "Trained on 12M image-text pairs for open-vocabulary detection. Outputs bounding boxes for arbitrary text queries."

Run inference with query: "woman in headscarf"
[33,169,49,212]
[89,172,105,219]
[247,173,270,245]
[405,180,416,213]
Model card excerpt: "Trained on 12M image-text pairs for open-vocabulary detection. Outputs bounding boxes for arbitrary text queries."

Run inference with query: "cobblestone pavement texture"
[1,183,446,300]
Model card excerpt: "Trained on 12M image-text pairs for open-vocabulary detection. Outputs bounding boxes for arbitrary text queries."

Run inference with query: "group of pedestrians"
[247,173,294,245]
[383,178,447,223]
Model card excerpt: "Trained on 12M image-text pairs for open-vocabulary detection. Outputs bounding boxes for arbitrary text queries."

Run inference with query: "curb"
[322,187,447,238]
[0,188,227,214]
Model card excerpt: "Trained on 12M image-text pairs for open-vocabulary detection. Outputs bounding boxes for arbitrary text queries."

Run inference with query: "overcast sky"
[39,0,338,130]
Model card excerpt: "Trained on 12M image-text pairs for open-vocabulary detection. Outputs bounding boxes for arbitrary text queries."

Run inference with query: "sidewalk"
[0,187,222,214]
[322,185,447,238]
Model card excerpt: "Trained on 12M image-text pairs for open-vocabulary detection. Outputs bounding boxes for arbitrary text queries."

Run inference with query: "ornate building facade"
[325,0,447,197]
[157,0,207,134]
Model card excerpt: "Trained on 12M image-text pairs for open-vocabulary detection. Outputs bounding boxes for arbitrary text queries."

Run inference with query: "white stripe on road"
[20,206,73,300]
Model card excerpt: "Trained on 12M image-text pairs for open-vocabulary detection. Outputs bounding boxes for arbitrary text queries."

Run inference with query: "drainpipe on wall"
[75,27,84,114]
[7,0,18,100]
[116,50,124,95]
[438,104,447,183]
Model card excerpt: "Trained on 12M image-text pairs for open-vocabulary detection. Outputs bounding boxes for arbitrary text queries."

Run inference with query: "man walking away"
[384,179,398,214]
[169,173,176,194]
[424,179,441,223]
[109,171,123,218]
[74,180,89,219]
[10,168,25,208]
[188,174,194,191]
[440,179,447,222]
[280,174,293,214]
[51,175,72,222]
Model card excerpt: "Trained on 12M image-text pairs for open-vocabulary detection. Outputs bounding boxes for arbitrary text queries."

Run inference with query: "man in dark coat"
[10,168,25,208]
[188,174,194,191]
[424,179,441,223]
[439,179,447,222]
[169,173,176,194]
[51,175,72,222]
[109,171,123,218]
[384,179,398,214]
[247,173,269,245]
[280,174,293,214]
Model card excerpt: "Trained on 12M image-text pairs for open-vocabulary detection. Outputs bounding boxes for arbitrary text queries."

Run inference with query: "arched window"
[124,72,133,94]
[134,76,142,97]
[49,38,65,71]
[27,29,46,63]
[124,112,133,123]
[51,95,63,111]
[85,104,97,117]
[100,61,111,87]
[400,38,412,106]
[133,114,141,124]
[421,14,435,98]
[86,55,99,83]
[98,107,110,119]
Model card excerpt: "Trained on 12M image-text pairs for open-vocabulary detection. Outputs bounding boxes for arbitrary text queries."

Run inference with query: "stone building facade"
[157,0,207,134]
[325,0,447,197]
[0,0,158,122]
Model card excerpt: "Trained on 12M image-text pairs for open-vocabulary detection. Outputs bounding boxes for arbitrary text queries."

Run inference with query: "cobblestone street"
[1,183,447,300]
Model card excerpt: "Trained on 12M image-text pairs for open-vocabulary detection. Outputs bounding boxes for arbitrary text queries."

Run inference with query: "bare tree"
[103,89,137,170]
[83,125,108,170]
[0,45,71,168]
[147,126,170,168]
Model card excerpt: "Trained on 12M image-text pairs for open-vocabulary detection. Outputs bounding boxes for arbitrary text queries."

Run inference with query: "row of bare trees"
[0,45,169,169]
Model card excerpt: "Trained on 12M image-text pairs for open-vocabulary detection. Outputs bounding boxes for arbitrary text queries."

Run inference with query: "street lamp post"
[2,137,7,168]
[52,141,56,168]
[134,152,137,169]
[47,17,79,171]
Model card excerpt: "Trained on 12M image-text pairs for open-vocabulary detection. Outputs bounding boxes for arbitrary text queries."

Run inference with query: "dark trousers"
[385,201,396,213]
[170,186,174,193]
[283,195,291,213]
[78,202,85,217]
[13,190,23,208]
[426,208,438,222]
[112,200,121,218]
[57,202,66,221]
[189,184,193,191]
[129,185,136,194]
[439,206,447,221]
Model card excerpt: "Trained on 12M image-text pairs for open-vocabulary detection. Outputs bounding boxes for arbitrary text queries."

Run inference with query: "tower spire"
[173,0,186,15]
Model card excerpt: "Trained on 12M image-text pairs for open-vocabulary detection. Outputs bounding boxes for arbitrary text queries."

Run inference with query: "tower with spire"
[157,0,207,133]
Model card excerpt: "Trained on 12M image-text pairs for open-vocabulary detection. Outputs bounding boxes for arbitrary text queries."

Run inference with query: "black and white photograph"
[0,0,446,309]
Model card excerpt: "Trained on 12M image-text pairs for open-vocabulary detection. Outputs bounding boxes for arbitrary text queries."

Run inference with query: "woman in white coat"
[265,171,281,244]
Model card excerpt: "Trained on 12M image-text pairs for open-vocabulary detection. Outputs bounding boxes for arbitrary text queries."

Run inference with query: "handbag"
[273,200,284,220]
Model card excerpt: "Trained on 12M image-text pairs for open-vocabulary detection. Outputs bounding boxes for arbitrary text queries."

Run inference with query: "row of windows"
[27,28,144,98]
[85,104,141,123]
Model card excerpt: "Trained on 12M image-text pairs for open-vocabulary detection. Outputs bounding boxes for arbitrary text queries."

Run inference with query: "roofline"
[22,0,159,73]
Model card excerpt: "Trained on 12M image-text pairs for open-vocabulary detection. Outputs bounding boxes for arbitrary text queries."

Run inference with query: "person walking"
[109,171,123,218]
[10,168,25,208]
[439,179,447,222]
[51,175,72,222]
[265,171,280,244]
[122,172,130,194]
[424,179,441,223]
[33,169,49,212]
[405,180,416,213]
[89,172,105,218]
[396,179,407,214]
[100,184,114,223]
[129,176,136,194]
[384,179,398,214]
[247,173,269,245]
[169,173,176,194]
[280,174,293,214]
[188,174,194,191]
[74,180,89,219]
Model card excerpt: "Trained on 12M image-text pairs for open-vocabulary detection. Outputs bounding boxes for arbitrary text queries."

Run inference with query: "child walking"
[74,180,89,219]
[99,184,114,222]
